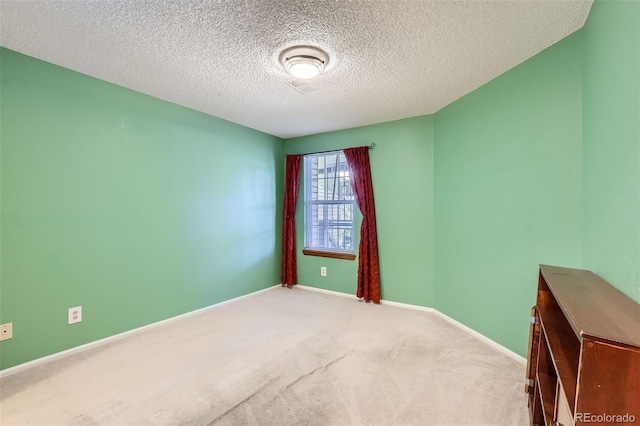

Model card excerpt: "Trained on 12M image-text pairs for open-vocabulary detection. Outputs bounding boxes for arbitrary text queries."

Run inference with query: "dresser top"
[540,265,640,348]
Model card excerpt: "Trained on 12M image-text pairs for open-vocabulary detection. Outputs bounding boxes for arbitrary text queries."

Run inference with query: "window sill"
[302,249,356,261]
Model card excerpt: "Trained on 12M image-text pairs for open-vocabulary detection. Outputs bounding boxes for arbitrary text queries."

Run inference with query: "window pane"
[304,151,355,252]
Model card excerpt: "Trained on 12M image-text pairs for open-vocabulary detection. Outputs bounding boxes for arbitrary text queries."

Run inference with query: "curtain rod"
[285,143,376,157]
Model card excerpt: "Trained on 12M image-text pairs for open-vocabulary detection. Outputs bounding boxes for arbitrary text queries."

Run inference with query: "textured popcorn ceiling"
[0,0,592,138]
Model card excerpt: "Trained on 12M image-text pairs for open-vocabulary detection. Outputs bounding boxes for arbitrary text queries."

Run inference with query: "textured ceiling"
[0,0,592,139]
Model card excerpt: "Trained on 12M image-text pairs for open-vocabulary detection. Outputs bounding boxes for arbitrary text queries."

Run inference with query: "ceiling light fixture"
[280,46,329,80]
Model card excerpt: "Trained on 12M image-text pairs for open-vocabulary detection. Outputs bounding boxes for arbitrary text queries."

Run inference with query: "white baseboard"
[295,284,526,365]
[295,284,359,300]
[378,298,438,313]
[0,285,280,378]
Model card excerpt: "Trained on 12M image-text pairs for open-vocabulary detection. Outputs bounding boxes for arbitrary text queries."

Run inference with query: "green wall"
[285,116,435,306]
[433,32,583,357]
[0,48,284,369]
[582,0,640,303]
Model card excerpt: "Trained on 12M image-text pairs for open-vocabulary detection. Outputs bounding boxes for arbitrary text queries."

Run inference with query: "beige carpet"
[0,287,528,425]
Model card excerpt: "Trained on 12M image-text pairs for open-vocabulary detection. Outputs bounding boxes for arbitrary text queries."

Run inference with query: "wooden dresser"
[526,265,640,426]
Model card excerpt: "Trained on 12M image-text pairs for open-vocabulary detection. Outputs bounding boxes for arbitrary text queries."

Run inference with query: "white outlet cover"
[0,323,13,341]
[68,306,82,325]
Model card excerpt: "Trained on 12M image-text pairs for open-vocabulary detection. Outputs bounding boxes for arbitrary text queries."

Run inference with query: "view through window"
[304,151,354,252]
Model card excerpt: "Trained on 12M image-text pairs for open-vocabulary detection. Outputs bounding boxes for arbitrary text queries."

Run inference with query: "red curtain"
[343,147,380,303]
[281,155,302,287]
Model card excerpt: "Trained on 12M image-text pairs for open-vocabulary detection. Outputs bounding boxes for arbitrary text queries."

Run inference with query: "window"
[303,151,355,259]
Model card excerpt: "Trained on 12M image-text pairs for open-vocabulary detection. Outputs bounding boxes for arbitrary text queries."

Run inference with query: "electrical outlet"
[0,323,13,341]
[68,306,82,325]
[321,267,327,277]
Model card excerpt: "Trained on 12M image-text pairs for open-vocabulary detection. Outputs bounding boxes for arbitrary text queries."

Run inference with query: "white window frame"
[303,151,355,256]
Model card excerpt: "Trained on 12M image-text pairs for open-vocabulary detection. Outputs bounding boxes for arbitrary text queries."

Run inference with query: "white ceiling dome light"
[280,46,329,80]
